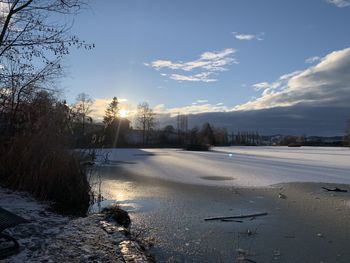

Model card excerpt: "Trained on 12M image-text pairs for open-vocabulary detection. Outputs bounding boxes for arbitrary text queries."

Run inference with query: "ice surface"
[98,147,350,187]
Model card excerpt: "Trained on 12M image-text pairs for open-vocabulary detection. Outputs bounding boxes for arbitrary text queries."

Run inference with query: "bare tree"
[0,58,61,131]
[136,102,156,144]
[70,92,93,134]
[0,0,92,132]
[346,119,350,147]
[0,0,91,61]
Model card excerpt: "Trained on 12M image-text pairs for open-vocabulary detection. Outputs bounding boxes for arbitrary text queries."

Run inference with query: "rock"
[317,233,324,238]
[102,205,131,228]
[236,248,249,256]
[278,193,287,199]
[247,229,252,236]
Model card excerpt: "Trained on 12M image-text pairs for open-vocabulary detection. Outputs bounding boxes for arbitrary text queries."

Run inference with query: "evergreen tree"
[103,97,119,125]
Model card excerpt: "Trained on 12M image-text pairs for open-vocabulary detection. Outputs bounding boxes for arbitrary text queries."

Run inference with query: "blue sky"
[61,0,350,118]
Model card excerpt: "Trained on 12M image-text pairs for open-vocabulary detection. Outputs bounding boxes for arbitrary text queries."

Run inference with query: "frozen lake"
[98,146,350,187]
[94,146,350,262]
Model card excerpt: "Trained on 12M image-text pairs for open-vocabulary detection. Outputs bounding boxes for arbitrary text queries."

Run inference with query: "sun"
[119,108,128,118]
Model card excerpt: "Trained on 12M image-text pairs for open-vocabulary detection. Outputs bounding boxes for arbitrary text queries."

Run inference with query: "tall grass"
[0,134,91,215]
[0,96,93,215]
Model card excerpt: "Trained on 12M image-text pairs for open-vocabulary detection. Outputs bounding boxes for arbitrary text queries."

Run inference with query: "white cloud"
[279,71,302,80]
[154,103,229,116]
[252,82,271,90]
[251,81,282,96]
[235,34,255,40]
[146,48,237,82]
[153,104,166,112]
[196,99,208,103]
[252,82,282,96]
[305,56,321,64]
[326,0,350,7]
[149,48,236,72]
[232,32,264,41]
[234,47,350,111]
[169,72,216,83]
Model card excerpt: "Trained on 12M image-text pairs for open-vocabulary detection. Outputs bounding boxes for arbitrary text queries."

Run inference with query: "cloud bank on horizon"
[234,47,350,111]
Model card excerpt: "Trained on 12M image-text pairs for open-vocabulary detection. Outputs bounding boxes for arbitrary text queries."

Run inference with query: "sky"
[60,0,350,132]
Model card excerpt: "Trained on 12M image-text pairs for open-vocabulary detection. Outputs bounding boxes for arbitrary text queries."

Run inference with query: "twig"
[204,212,268,221]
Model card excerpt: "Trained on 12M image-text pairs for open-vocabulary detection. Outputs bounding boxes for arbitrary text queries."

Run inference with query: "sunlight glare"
[120,108,128,118]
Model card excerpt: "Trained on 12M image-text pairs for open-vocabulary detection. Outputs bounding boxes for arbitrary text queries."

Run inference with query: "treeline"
[279,135,348,147]
[346,121,350,147]
[72,97,266,149]
[155,123,229,150]
[231,131,263,146]
[98,120,262,149]
[152,125,264,149]
[70,96,157,148]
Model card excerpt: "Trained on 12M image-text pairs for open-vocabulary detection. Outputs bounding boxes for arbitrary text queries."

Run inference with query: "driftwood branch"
[204,212,268,221]
[221,219,243,223]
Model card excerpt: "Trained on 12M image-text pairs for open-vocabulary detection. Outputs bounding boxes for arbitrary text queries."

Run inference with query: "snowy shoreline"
[0,187,150,263]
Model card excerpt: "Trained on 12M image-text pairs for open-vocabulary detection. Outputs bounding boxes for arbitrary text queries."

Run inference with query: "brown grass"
[0,134,92,215]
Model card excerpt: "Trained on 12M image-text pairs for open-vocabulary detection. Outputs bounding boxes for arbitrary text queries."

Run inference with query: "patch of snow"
[0,188,149,262]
